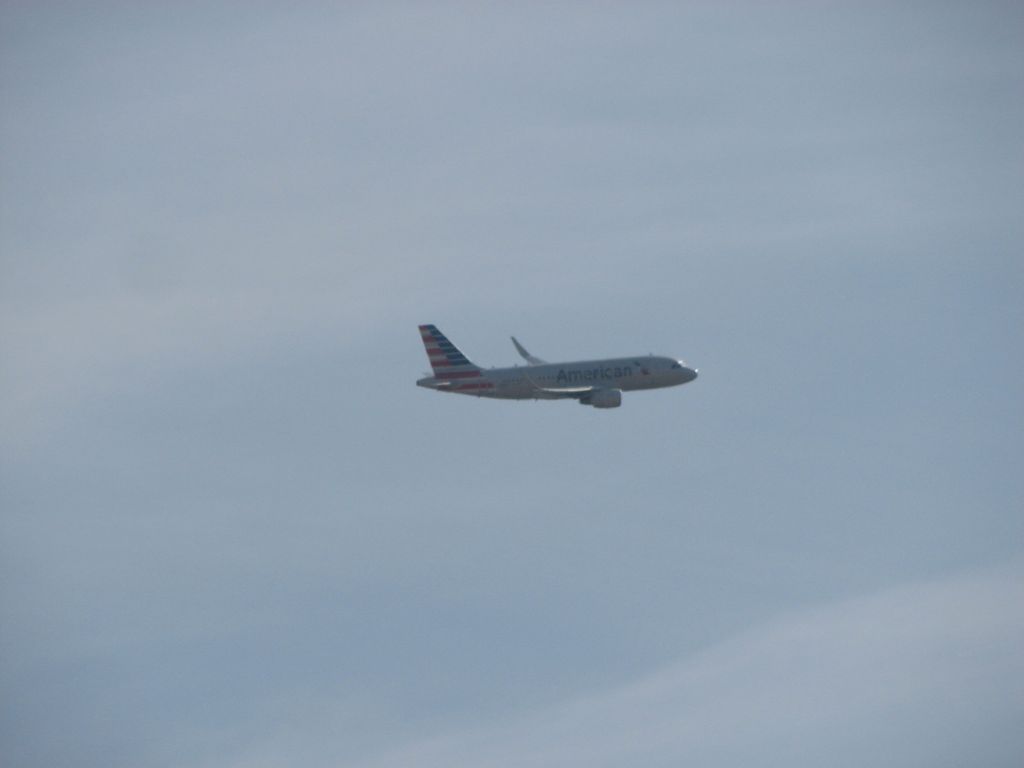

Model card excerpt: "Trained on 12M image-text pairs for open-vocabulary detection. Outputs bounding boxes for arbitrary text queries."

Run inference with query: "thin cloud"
[344,562,1024,768]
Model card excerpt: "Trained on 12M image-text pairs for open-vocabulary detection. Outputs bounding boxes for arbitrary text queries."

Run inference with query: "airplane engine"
[587,388,622,409]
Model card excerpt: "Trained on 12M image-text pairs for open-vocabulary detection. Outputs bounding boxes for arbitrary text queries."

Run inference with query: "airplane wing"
[511,336,547,365]
[530,384,595,399]
[521,371,594,399]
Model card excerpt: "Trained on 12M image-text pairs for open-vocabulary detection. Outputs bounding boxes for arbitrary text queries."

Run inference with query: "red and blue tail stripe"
[419,324,482,379]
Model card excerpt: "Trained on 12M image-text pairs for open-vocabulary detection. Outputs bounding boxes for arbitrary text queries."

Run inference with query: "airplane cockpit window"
[671,362,683,369]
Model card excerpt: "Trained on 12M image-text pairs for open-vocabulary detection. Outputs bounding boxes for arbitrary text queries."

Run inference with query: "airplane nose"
[672,364,697,383]
[683,367,698,383]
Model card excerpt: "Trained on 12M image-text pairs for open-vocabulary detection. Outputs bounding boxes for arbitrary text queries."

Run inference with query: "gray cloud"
[2,3,1022,767]
[221,562,1024,768]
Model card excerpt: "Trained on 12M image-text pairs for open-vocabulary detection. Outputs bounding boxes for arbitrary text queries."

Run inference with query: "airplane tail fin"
[418,325,482,378]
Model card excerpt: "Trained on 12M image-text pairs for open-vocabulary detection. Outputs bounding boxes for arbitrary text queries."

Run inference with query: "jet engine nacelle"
[587,388,622,409]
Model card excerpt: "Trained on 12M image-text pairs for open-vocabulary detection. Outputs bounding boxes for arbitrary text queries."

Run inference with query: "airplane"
[416,324,697,409]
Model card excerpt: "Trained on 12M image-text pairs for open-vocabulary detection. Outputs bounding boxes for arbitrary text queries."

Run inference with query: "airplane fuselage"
[417,355,696,400]
[415,325,697,408]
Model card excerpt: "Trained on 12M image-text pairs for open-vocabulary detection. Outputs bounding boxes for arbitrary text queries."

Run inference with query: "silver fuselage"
[417,355,697,399]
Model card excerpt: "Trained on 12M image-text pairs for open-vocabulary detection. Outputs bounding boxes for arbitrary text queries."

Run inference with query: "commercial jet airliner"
[416,324,697,409]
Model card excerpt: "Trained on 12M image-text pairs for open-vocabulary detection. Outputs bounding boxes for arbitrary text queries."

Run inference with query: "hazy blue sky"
[2,3,1022,766]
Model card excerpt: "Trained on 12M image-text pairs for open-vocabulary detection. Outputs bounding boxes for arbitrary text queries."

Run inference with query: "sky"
[1,2,1022,766]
